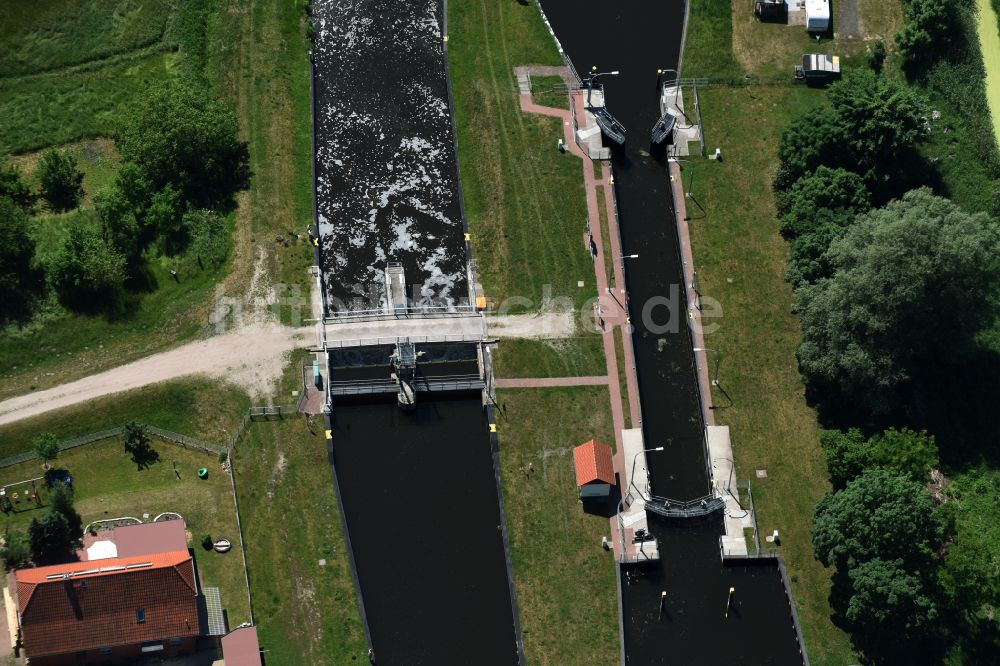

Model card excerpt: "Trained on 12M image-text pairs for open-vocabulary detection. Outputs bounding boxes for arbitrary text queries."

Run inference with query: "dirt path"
[0,313,574,427]
[0,325,311,427]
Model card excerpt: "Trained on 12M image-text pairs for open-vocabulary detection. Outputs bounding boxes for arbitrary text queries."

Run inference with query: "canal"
[312,0,469,312]
[536,1,806,662]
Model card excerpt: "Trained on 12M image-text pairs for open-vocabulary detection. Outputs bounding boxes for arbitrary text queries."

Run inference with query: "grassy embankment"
[232,349,366,664]
[449,0,604,378]
[496,387,619,665]
[449,1,620,662]
[678,2,901,663]
[0,0,314,401]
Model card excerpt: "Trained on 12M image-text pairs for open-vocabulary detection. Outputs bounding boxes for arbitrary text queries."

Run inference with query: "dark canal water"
[536,1,805,663]
[329,394,519,665]
[312,0,468,311]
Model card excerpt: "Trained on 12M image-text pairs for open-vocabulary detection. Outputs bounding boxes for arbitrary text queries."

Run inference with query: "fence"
[0,423,224,469]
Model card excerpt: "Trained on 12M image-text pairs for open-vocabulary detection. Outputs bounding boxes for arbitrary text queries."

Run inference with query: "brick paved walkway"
[518,79,642,452]
[495,376,610,389]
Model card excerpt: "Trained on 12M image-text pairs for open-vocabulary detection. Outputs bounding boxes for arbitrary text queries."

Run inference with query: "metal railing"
[324,304,479,323]
[328,373,484,396]
[321,333,488,349]
[643,493,725,519]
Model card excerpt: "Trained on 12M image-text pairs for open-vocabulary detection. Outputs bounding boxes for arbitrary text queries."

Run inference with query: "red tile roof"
[14,550,199,658]
[573,439,615,486]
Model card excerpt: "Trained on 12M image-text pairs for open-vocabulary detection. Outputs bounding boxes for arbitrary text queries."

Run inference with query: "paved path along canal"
[537,1,805,663]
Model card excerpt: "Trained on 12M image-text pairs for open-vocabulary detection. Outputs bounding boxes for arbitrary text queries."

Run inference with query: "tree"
[785,221,847,287]
[123,421,158,469]
[776,70,929,192]
[49,225,127,307]
[0,162,35,211]
[812,469,942,572]
[95,182,142,270]
[868,39,887,74]
[36,149,84,212]
[825,68,929,186]
[795,189,1000,413]
[0,196,39,322]
[32,433,60,465]
[775,106,848,188]
[117,83,250,210]
[896,0,963,74]
[871,428,938,483]
[819,428,869,489]
[846,558,941,658]
[28,511,72,562]
[821,427,938,489]
[146,185,186,252]
[49,482,83,542]
[776,166,869,239]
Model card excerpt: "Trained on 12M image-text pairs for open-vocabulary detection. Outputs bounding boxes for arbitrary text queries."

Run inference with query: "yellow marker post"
[324,429,332,440]
[725,586,735,618]
[489,423,497,433]
[464,233,471,241]
[443,35,449,42]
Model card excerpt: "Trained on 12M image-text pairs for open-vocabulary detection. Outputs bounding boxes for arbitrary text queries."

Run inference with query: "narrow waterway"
[312,0,468,311]
[329,392,518,664]
[537,1,805,662]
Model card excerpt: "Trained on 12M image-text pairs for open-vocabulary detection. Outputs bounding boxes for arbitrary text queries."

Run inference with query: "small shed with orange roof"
[573,439,616,503]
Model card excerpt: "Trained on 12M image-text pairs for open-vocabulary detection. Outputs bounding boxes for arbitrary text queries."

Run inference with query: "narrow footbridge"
[636,493,725,520]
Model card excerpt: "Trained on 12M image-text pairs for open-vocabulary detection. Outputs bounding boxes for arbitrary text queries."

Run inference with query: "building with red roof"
[573,439,617,508]
[11,521,201,665]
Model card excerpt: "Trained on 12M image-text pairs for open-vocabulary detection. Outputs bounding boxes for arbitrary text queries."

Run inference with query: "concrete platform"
[612,428,660,564]
[708,425,755,557]
[660,85,701,157]
[575,88,612,160]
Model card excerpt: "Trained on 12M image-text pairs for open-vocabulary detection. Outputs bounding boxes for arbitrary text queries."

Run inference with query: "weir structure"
[307,1,519,664]
[536,0,809,663]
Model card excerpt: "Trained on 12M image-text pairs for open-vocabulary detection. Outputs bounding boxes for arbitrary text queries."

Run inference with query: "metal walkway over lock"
[328,373,484,397]
[641,494,725,519]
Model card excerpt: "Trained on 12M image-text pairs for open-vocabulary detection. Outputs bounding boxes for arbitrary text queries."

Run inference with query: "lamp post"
[584,67,620,106]
[692,347,721,386]
[630,446,664,498]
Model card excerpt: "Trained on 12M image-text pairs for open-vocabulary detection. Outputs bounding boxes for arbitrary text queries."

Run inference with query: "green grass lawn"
[496,386,618,665]
[492,337,606,378]
[0,0,172,76]
[0,378,251,459]
[234,416,367,664]
[230,348,365,662]
[208,0,316,305]
[0,436,250,625]
[449,0,604,375]
[687,85,855,665]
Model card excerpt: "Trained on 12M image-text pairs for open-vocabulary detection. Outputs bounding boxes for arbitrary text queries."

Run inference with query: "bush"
[49,225,127,308]
[185,209,229,268]
[201,533,213,550]
[1,530,31,568]
[0,162,35,211]
[36,148,84,212]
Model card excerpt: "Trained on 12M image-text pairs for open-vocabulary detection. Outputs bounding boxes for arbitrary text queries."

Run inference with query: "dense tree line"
[772,4,1000,660]
[0,81,245,323]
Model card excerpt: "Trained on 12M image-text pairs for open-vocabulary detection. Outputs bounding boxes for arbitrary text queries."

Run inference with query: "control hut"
[573,440,616,512]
